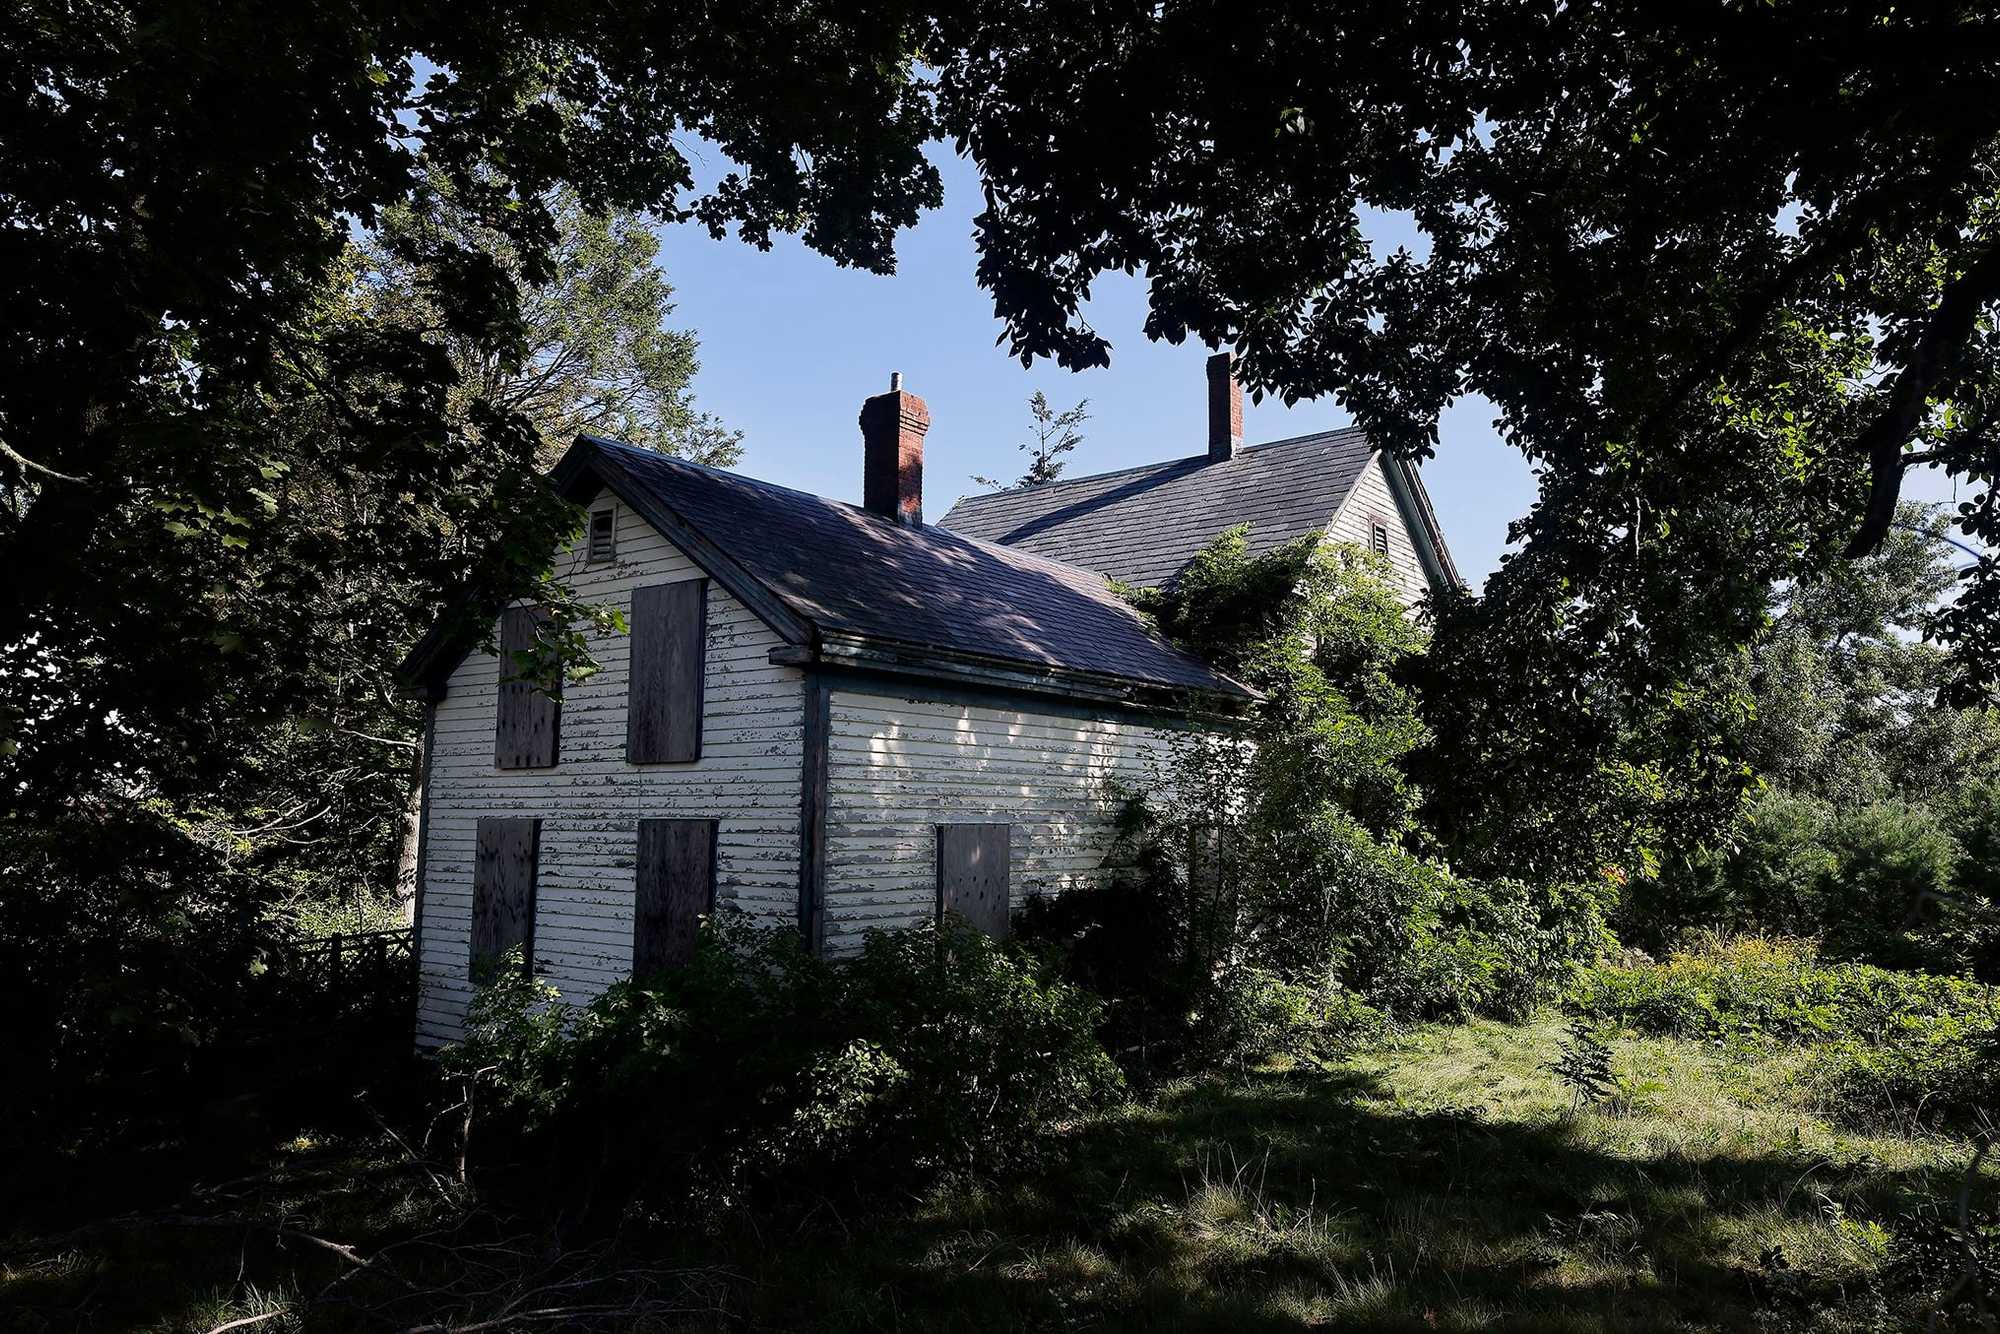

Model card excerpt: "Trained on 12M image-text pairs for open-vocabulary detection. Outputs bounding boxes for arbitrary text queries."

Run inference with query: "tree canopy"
[7,2,1998,727]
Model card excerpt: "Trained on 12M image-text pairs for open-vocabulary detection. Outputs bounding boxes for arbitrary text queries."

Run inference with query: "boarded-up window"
[471,817,539,979]
[587,508,616,563]
[936,823,1011,940]
[495,607,561,769]
[627,579,707,764]
[633,818,717,974]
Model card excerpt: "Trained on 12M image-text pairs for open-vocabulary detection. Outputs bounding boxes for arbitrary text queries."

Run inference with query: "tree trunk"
[393,772,423,924]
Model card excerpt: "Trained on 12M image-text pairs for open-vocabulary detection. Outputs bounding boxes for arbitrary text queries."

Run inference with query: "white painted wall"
[415,488,805,1046]
[1327,455,1428,605]
[820,690,1173,954]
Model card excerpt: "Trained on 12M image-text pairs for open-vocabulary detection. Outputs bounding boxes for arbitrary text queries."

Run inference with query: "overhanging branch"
[1844,237,2000,558]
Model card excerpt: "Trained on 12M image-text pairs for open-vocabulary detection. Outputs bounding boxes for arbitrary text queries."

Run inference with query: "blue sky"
[651,146,1977,589]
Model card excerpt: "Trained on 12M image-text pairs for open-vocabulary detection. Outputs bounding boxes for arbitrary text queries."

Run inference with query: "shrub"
[1817,800,1960,969]
[1623,792,1993,975]
[440,915,1123,1216]
[1812,1028,2000,1129]
[1938,777,2000,981]
[1568,936,2000,1128]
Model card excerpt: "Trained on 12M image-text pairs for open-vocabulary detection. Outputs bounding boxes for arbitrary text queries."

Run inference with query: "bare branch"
[0,435,88,484]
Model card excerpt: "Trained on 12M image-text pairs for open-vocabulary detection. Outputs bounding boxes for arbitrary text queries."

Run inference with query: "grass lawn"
[5,1016,1991,1331]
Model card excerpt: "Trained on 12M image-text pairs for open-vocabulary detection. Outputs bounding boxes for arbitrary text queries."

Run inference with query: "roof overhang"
[1380,452,1465,597]
[770,631,1257,721]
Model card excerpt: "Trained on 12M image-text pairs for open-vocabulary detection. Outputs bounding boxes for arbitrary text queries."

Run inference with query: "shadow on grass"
[730,1066,1955,1333]
[3,1061,1980,1332]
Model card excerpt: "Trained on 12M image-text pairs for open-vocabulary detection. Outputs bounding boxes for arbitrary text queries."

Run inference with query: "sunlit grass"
[739,1016,1992,1331]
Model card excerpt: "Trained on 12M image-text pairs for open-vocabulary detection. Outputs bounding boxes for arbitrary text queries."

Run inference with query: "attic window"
[1370,522,1390,557]
[587,508,616,563]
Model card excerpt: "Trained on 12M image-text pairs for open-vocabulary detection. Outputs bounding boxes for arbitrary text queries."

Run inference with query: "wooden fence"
[278,926,416,993]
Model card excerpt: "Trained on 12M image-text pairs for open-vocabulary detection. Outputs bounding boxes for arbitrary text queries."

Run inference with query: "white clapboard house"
[400,357,1457,1046]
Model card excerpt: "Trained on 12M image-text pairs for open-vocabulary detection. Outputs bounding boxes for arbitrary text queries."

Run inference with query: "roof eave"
[1380,453,1466,597]
[771,631,1258,719]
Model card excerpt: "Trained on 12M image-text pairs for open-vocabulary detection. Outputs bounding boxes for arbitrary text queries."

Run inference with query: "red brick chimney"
[1206,352,1242,461]
[860,372,929,525]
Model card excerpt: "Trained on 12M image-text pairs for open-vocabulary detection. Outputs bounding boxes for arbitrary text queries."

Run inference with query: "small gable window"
[587,507,617,563]
[1370,521,1390,557]
[627,579,708,764]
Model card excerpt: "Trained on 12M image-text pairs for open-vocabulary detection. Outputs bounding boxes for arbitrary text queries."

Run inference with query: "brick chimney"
[860,372,929,525]
[1206,352,1242,461]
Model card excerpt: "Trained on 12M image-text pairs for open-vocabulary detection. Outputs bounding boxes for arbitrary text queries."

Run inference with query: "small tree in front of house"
[1102,529,1609,1044]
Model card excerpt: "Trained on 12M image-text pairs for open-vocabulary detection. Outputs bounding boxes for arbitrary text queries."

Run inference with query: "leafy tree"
[360,183,742,469]
[8,5,2000,922]
[0,180,733,1148]
[1744,504,2000,807]
[973,391,1089,490]
[11,3,2000,724]
[935,4,2000,698]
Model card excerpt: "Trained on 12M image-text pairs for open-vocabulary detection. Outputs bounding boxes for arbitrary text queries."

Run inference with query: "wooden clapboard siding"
[495,607,561,768]
[936,822,1011,939]
[416,487,805,1047]
[633,818,716,974]
[819,690,1171,955]
[1326,455,1427,605]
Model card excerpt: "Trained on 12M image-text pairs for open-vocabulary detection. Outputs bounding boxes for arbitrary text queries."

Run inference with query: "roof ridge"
[945,424,1374,511]
[589,435,1145,589]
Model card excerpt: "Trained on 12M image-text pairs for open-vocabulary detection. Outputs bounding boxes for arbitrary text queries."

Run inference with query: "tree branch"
[1844,237,2000,557]
[0,435,88,484]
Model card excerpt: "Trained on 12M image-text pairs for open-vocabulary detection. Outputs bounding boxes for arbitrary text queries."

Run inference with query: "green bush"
[440,915,1123,1216]
[1812,1028,2000,1129]
[1624,792,1995,976]
[1938,777,2000,981]
[1184,965,1385,1070]
[1569,936,2000,1128]
[1817,800,1960,969]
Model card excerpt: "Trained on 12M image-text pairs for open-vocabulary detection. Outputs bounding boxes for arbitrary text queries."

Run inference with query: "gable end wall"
[1327,455,1429,604]
[415,488,805,1045]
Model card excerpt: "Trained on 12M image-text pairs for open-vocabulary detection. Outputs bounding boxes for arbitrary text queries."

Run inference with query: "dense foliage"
[1045,529,1609,1068]
[1571,936,2000,1129]
[442,917,1121,1216]
[0,186,732,1151]
[1612,509,2000,975]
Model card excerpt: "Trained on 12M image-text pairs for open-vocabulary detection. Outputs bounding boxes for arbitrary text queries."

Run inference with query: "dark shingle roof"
[937,428,1376,589]
[580,438,1248,699]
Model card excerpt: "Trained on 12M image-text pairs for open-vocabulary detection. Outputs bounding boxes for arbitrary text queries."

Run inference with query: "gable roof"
[938,427,1461,594]
[402,437,1253,709]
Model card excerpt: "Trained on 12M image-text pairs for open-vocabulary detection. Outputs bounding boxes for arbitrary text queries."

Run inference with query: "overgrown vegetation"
[10,1016,1996,1332]
[0,185,734,1162]
[1619,508,2000,979]
[1571,935,2000,1133]
[443,918,1121,1219]
[1048,530,1609,1075]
